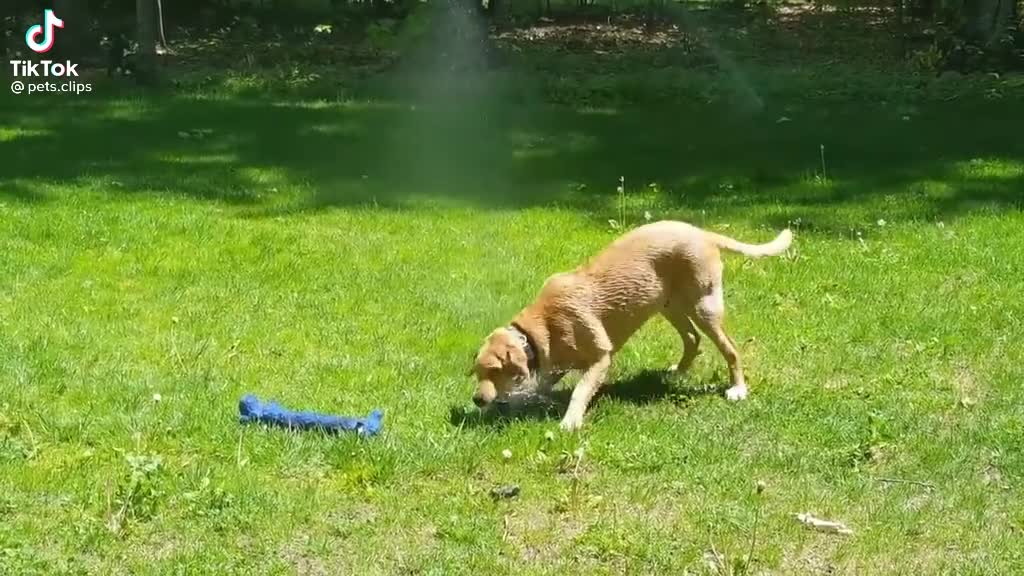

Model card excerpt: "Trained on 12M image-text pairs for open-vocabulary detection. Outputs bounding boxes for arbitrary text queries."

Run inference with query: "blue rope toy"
[239,394,384,437]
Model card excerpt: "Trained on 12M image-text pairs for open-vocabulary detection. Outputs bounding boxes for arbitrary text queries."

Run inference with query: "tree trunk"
[53,0,81,60]
[155,0,168,51]
[965,0,1014,44]
[136,0,157,84]
[910,0,935,20]
[896,0,906,55]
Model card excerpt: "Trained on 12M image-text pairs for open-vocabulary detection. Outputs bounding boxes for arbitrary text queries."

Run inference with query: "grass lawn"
[2,49,1024,574]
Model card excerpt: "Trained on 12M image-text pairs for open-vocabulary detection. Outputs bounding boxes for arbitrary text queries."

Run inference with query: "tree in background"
[53,0,90,60]
[963,0,1017,45]
[136,0,157,83]
[156,0,168,51]
[3,0,1018,77]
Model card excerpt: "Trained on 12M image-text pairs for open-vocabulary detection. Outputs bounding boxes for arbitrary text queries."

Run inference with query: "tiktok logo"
[25,9,65,54]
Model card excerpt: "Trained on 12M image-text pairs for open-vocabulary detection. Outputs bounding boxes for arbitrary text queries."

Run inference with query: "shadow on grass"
[448,369,725,429]
[1,86,1022,230]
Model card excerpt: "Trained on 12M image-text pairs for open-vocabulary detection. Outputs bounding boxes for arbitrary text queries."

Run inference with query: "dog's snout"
[472,394,487,408]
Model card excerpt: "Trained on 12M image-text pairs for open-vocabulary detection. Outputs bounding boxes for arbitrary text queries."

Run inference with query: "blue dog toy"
[239,394,383,437]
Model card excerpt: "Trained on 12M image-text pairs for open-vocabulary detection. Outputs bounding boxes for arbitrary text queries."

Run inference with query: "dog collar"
[507,323,539,374]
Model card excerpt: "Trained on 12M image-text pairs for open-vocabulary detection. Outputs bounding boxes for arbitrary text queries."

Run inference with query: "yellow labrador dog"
[471,220,792,431]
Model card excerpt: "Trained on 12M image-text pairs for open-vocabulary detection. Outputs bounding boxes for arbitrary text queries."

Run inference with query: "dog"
[470,220,792,431]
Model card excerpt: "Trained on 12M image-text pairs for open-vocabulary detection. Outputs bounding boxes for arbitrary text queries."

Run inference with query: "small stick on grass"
[873,477,935,489]
[236,428,247,469]
[707,539,727,576]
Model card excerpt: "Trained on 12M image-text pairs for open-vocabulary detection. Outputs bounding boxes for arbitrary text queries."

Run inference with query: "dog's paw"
[559,413,584,432]
[725,385,748,401]
[670,354,700,374]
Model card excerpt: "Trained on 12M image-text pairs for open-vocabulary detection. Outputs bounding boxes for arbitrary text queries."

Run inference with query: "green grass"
[2,58,1024,575]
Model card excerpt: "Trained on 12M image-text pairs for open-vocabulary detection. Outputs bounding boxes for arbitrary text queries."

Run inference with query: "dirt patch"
[780,538,843,575]
[497,18,688,52]
[279,532,330,576]
[503,502,588,565]
[952,362,982,406]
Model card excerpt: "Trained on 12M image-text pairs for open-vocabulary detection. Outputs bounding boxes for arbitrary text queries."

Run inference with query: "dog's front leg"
[560,354,610,432]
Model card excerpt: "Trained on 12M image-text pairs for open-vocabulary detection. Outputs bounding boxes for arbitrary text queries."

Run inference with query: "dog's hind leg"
[693,285,748,401]
[664,304,701,373]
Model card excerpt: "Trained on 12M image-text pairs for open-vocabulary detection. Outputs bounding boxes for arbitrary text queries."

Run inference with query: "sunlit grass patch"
[0,127,52,142]
[94,99,153,122]
[157,153,240,165]
[955,158,1024,180]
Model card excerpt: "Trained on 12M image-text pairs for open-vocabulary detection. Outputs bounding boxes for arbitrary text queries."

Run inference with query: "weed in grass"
[609,175,627,230]
[107,454,164,535]
[820,143,828,184]
[180,475,237,531]
[0,411,39,462]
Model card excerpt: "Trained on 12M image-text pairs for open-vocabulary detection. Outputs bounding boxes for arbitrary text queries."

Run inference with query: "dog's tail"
[708,228,793,258]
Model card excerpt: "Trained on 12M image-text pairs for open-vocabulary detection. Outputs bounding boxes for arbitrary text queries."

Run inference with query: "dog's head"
[470,328,531,408]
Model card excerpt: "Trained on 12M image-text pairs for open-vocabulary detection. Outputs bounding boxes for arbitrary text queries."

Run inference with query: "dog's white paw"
[725,385,748,401]
[560,412,584,432]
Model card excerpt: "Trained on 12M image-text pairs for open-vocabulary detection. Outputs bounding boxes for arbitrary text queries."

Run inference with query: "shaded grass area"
[2,69,1024,574]
[2,76,1023,227]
